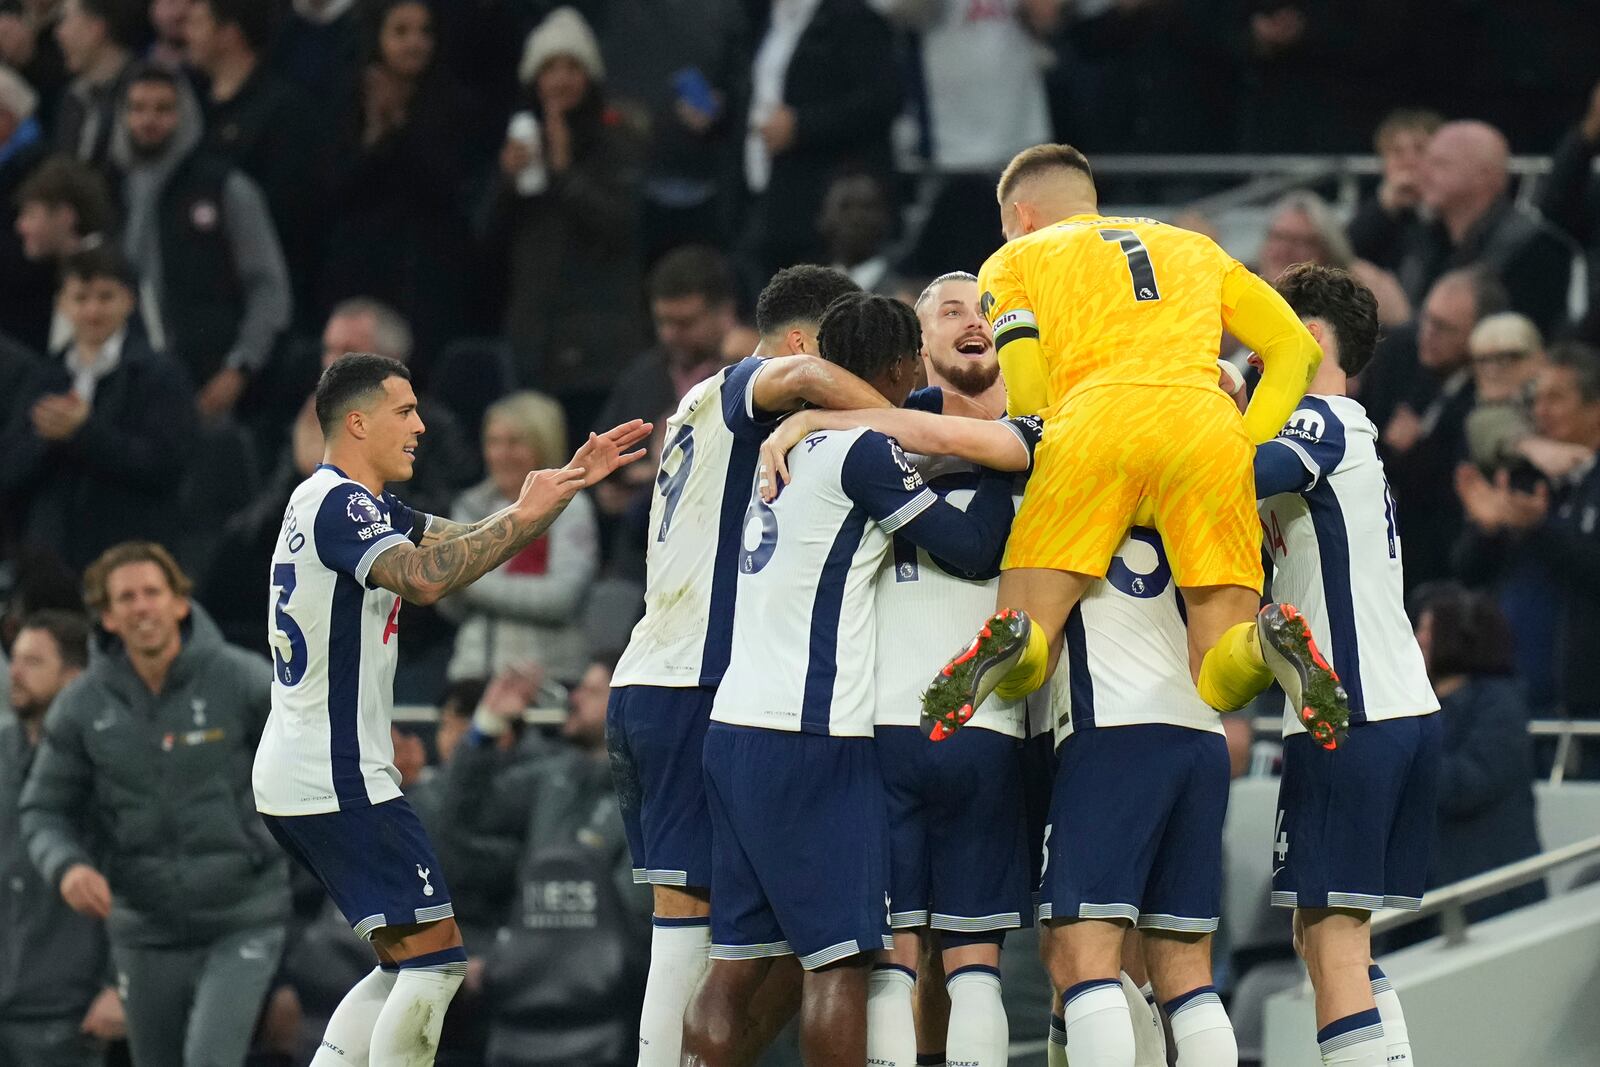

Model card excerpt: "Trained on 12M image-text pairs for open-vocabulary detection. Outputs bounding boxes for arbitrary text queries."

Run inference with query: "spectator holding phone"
[492,6,645,417]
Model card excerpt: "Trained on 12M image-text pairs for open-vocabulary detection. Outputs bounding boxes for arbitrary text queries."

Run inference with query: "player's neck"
[322,445,386,495]
[1307,362,1348,398]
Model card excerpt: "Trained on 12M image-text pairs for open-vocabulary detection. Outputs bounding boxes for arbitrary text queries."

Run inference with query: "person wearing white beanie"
[518,5,604,88]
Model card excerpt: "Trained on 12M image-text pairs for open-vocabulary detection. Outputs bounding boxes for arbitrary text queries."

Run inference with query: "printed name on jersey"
[1280,408,1327,443]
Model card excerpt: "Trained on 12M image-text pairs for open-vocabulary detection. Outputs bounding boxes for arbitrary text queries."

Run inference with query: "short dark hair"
[14,155,115,236]
[1374,108,1443,153]
[315,353,411,437]
[197,0,276,52]
[1274,263,1382,377]
[1546,341,1600,404]
[125,61,181,96]
[80,0,147,51]
[18,609,91,671]
[648,245,735,307]
[754,265,860,337]
[1409,582,1515,678]
[60,245,137,291]
[440,678,486,721]
[1434,266,1509,321]
[84,541,192,613]
[817,292,921,381]
[996,143,1094,204]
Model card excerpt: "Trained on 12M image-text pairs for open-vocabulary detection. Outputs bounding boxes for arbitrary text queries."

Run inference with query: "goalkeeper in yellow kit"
[923,144,1351,748]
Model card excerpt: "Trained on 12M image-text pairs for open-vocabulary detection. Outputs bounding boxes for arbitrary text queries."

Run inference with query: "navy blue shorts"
[1041,724,1229,932]
[877,725,1030,934]
[1020,731,1058,889]
[703,724,891,970]
[1273,713,1442,912]
[607,683,714,888]
[264,796,452,940]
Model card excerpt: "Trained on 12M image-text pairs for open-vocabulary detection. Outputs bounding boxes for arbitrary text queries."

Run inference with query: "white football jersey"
[1049,527,1221,741]
[1256,394,1439,735]
[254,465,428,815]
[613,357,774,689]
[714,425,1016,737]
[873,443,1040,739]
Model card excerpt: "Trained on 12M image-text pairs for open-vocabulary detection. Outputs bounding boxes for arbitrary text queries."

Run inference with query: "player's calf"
[799,955,873,1067]
[1045,918,1135,1067]
[1145,931,1235,1067]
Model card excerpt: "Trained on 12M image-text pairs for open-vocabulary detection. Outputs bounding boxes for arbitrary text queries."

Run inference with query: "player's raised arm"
[758,408,1036,499]
[371,420,651,604]
[749,354,891,415]
[1221,263,1323,444]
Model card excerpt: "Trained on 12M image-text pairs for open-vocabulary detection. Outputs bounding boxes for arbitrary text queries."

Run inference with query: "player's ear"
[786,327,809,355]
[345,407,366,440]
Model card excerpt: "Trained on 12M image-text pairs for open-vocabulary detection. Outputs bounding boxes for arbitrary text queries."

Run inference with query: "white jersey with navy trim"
[1048,527,1220,741]
[873,417,1044,739]
[613,356,775,689]
[254,465,429,815]
[713,427,943,737]
[1256,394,1439,735]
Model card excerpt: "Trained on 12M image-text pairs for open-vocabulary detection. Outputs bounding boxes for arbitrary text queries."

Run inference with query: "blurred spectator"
[1256,189,1410,326]
[145,0,190,68]
[1347,108,1442,271]
[818,170,904,296]
[594,244,736,437]
[741,0,900,273]
[1539,79,1600,345]
[440,392,599,686]
[186,0,321,324]
[1412,583,1546,922]
[7,153,114,355]
[0,1,69,125]
[319,0,472,367]
[1398,119,1574,337]
[0,247,193,573]
[1375,268,1506,591]
[52,0,140,169]
[1455,343,1600,732]
[598,0,749,261]
[20,542,291,1067]
[268,0,360,107]
[110,63,292,418]
[1463,312,1545,472]
[0,63,50,349]
[448,653,651,1067]
[492,7,646,403]
[887,0,1055,277]
[1,609,120,1065]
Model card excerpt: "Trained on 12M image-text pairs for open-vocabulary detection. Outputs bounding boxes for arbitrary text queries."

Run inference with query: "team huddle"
[257,143,1440,1067]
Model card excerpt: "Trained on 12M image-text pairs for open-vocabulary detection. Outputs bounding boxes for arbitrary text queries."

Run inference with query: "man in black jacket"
[0,610,121,1066]
[51,0,139,170]
[1539,79,1600,344]
[112,62,291,419]
[21,542,291,1067]
[0,246,194,574]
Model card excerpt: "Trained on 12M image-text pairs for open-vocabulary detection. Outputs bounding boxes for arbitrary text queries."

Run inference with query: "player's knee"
[653,884,711,918]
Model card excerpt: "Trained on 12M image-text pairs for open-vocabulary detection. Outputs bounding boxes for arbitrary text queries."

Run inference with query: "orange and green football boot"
[1257,602,1350,750]
[921,608,1033,742]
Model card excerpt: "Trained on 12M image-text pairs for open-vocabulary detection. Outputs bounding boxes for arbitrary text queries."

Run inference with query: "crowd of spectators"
[1,1,1599,1064]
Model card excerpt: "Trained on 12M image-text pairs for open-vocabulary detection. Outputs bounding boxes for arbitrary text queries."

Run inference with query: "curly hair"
[754,265,860,337]
[1273,263,1382,377]
[816,292,921,383]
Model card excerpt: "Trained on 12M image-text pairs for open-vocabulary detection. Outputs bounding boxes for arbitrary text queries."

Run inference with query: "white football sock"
[1120,972,1166,1067]
[1370,965,1413,1066]
[868,965,919,1067]
[368,963,465,1065]
[1166,986,1237,1067]
[1318,1008,1385,1066]
[311,967,398,1065]
[1064,979,1135,1067]
[1047,1011,1070,1067]
[639,919,711,1065]
[945,965,1007,1066]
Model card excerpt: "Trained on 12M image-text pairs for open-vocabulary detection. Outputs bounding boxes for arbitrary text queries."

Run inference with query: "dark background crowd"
[1,0,1599,1064]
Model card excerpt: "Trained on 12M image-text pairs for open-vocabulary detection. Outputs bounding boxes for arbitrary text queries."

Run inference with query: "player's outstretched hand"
[756,411,822,501]
[568,420,653,487]
[515,466,587,523]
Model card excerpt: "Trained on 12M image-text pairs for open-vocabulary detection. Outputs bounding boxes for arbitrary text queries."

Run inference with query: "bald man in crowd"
[1397,120,1574,336]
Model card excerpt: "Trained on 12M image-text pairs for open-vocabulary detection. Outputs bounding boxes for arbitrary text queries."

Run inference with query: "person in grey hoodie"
[2,609,120,1065]
[20,540,291,1067]
[111,62,290,419]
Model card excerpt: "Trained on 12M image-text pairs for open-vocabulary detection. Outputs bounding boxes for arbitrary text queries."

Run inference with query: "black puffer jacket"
[19,605,290,948]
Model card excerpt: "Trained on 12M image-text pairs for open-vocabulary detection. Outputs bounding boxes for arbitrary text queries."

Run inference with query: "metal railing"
[1370,833,1600,946]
